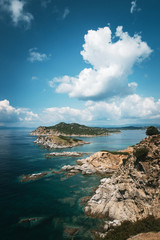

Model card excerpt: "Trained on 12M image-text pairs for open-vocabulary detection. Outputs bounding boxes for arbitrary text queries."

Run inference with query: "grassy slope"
[46,122,113,135]
[48,135,82,145]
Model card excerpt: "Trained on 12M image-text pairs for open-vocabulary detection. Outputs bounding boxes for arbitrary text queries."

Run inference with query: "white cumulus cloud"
[52,26,152,101]
[28,48,51,63]
[0,0,33,27]
[39,95,160,126]
[41,106,92,124]
[0,99,38,125]
[85,94,160,124]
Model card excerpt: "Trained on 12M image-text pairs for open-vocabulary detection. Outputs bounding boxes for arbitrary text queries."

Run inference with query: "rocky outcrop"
[84,134,160,223]
[45,151,88,158]
[127,232,160,240]
[20,172,48,182]
[61,149,131,176]
[34,135,89,149]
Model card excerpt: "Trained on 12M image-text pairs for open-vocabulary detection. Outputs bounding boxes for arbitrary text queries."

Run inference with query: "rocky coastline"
[34,135,89,149]
[45,151,88,157]
[23,130,160,239]
[83,134,160,238]
[61,148,132,176]
[59,134,160,238]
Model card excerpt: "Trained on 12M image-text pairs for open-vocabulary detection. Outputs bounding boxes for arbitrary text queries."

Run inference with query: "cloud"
[36,94,160,126]
[130,0,141,14]
[85,94,160,124]
[32,76,38,80]
[51,26,152,101]
[28,48,51,63]
[0,99,38,125]
[1,95,160,127]
[41,0,51,8]
[0,0,33,27]
[62,7,70,20]
[41,107,92,124]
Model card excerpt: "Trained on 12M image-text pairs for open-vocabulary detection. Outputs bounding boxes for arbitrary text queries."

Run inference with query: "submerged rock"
[64,227,80,236]
[19,217,46,228]
[20,172,48,182]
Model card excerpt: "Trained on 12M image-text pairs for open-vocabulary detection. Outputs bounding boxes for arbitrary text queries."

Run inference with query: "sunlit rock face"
[127,232,160,240]
[84,134,160,222]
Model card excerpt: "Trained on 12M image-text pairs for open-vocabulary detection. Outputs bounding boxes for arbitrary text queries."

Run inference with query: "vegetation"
[49,135,82,145]
[45,122,116,135]
[133,147,149,161]
[95,216,160,240]
[100,150,130,155]
[146,126,159,136]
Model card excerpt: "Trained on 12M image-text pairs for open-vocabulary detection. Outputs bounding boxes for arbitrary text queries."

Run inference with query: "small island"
[30,122,119,149]
[30,122,119,137]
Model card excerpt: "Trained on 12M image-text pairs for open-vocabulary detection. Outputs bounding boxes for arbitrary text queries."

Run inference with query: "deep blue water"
[0,129,146,240]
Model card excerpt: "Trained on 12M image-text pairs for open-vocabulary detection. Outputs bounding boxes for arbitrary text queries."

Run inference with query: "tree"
[146,126,159,136]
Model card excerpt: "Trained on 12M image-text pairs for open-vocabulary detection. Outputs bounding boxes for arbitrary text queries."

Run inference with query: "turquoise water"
[0,129,146,240]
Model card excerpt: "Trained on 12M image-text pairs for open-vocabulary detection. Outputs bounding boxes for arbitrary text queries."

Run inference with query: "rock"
[45,151,88,157]
[80,196,91,206]
[19,217,46,227]
[84,134,160,223]
[20,172,48,182]
[127,232,160,240]
[103,219,121,231]
[60,148,130,179]
[64,227,79,236]
[34,135,89,149]
[61,165,75,171]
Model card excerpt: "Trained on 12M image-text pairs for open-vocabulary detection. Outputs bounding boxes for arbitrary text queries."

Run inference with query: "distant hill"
[30,122,119,136]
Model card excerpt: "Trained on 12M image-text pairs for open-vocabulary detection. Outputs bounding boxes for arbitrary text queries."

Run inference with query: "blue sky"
[0,0,160,127]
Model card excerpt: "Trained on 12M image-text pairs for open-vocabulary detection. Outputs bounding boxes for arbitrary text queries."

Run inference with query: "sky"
[0,0,160,127]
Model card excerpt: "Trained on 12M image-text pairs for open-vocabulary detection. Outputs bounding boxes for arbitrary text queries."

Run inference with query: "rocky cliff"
[84,134,160,223]
[61,148,132,175]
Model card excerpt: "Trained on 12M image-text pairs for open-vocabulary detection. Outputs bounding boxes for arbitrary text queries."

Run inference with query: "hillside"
[30,122,117,136]
[83,134,160,238]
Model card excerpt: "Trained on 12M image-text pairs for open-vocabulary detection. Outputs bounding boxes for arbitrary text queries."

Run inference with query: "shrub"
[95,216,160,240]
[146,126,159,136]
[133,147,149,161]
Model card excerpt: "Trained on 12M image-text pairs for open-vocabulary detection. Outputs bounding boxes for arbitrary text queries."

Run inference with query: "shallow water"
[0,129,146,240]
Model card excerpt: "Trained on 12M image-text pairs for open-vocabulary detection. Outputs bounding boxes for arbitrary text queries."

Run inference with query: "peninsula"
[30,122,118,137]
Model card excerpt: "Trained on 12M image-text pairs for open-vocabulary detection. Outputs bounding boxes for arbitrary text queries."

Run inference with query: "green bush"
[133,147,149,161]
[95,216,160,240]
[146,126,159,136]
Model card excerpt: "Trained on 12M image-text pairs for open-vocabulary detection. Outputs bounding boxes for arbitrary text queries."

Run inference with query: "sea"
[0,128,146,240]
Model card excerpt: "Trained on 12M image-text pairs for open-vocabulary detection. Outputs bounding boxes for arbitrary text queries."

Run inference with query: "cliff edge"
[84,134,160,222]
